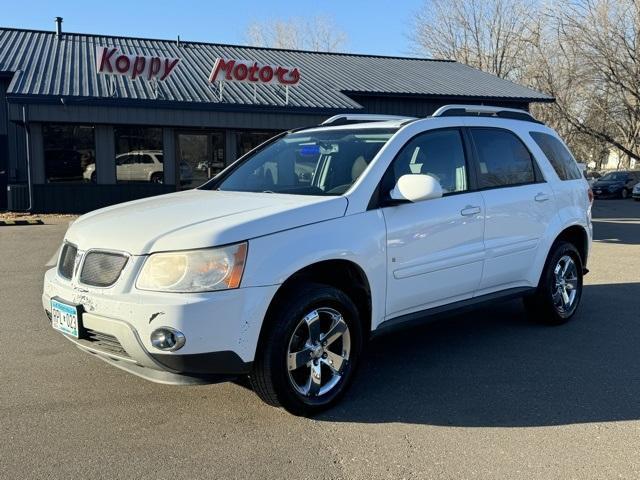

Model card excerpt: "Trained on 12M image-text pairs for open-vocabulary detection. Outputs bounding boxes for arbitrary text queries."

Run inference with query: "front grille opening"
[80,252,128,287]
[58,243,77,279]
[84,329,130,359]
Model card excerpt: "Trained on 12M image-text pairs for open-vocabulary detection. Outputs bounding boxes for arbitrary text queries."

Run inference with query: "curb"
[0,219,44,226]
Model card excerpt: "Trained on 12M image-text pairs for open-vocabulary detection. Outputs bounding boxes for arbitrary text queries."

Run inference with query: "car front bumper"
[42,268,279,384]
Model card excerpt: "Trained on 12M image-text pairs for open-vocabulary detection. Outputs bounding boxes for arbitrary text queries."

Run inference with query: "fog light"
[150,327,186,351]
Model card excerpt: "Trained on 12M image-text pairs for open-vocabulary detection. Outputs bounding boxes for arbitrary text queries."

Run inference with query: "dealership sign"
[96,46,180,81]
[208,58,300,86]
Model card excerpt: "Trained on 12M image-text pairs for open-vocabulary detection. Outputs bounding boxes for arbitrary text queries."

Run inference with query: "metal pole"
[22,105,33,212]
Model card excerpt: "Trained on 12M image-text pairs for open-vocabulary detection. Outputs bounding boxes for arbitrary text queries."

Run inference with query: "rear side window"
[530,132,582,180]
[470,128,536,188]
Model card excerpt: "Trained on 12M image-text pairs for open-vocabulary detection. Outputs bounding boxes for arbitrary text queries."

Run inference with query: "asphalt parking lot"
[2,199,639,480]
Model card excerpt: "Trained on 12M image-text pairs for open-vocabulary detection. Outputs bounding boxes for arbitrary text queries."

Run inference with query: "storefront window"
[236,131,279,158]
[176,131,225,189]
[43,124,96,183]
[114,126,163,183]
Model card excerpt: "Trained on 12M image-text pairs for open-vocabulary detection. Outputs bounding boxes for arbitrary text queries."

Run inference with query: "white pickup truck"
[43,106,592,416]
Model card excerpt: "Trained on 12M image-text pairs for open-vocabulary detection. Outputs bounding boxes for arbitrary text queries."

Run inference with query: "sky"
[2,0,426,57]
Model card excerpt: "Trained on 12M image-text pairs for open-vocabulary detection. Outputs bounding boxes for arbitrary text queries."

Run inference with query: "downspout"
[22,104,32,212]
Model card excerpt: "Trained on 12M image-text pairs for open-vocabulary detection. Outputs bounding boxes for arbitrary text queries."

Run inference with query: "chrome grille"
[80,251,128,287]
[58,243,77,279]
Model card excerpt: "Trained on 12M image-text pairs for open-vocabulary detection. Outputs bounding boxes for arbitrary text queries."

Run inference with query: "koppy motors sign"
[96,46,180,81]
[208,58,300,86]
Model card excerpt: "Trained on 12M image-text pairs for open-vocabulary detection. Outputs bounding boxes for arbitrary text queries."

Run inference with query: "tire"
[621,188,629,199]
[150,172,163,184]
[634,198,640,202]
[524,241,583,325]
[250,282,363,416]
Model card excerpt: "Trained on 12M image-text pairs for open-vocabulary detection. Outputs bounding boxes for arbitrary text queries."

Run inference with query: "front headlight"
[136,242,247,293]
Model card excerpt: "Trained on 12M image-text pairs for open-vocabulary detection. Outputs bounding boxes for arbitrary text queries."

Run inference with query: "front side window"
[114,127,163,183]
[530,132,582,181]
[43,124,95,183]
[208,128,396,196]
[470,128,536,188]
[384,129,468,195]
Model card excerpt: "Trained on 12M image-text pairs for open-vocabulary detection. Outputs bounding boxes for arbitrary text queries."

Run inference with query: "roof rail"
[321,114,416,126]
[431,104,543,124]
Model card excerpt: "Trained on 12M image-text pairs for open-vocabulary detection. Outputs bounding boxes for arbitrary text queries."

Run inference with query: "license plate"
[51,299,80,338]
[595,190,602,194]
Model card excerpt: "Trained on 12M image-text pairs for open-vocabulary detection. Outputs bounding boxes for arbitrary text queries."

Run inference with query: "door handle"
[460,206,481,216]
[534,192,550,202]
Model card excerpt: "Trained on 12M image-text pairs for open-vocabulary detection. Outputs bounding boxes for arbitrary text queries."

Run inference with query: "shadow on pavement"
[319,282,640,427]
[592,199,640,245]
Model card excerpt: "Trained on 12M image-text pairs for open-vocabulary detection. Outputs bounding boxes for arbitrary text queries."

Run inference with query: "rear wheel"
[250,283,363,416]
[524,241,583,325]
[150,172,164,184]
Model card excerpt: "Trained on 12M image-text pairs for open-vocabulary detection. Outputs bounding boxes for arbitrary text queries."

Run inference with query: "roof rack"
[431,105,543,124]
[321,114,416,126]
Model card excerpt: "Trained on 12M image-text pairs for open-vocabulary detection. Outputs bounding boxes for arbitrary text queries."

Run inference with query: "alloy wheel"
[552,255,579,315]
[287,307,351,398]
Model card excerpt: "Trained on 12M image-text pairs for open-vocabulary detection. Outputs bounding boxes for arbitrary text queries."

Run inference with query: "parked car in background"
[584,171,601,187]
[44,106,592,416]
[83,150,193,185]
[592,171,640,199]
[632,182,640,201]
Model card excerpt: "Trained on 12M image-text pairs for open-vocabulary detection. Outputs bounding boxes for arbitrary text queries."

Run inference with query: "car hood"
[66,189,348,254]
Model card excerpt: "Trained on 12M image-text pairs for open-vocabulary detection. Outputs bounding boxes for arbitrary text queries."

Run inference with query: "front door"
[382,128,485,318]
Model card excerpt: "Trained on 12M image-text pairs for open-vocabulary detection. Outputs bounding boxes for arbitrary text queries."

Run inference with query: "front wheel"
[524,241,583,325]
[250,283,363,416]
[621,188,630,199]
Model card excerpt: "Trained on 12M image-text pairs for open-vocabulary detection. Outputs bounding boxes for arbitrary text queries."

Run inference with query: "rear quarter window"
[530,132,582,181]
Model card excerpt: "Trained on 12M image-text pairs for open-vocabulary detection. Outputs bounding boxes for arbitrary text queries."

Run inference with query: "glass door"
[176,131,225,189]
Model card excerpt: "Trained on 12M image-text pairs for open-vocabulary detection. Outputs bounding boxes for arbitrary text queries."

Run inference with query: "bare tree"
[409,0,639,167]
[245,15,347,52]
[409,0,538,79]
[546,0,640,164]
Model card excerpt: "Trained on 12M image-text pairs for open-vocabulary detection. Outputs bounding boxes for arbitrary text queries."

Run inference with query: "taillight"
[588,188,594,205]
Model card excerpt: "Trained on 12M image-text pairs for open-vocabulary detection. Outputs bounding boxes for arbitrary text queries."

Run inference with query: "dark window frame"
[466,126,545,191]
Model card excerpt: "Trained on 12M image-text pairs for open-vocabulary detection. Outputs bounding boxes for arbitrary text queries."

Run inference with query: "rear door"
[468,127,555,294]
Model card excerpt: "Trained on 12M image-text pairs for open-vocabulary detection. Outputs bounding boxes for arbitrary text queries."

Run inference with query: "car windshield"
[203,128,397,196]
[600,172,628,181]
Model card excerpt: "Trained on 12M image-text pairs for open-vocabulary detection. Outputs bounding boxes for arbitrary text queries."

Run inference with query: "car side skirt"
[372,287,535,337]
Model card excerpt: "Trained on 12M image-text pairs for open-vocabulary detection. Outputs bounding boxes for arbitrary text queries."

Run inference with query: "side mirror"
[389,174,443,203]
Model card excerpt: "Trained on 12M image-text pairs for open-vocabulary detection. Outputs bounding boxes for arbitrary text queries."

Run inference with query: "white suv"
[43,105,593,415]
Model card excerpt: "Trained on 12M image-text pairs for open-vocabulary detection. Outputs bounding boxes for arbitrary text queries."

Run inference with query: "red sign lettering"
[96,46,180,81]
[209,58,300,86]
